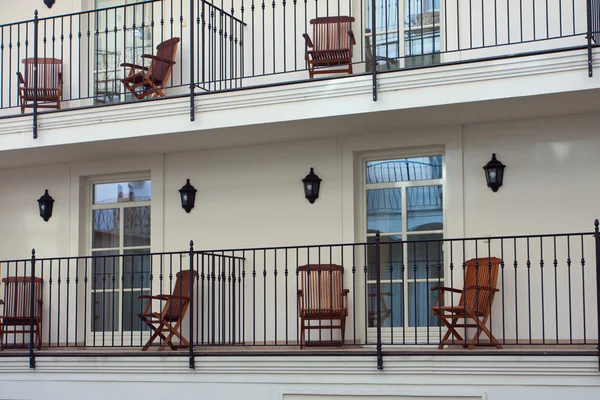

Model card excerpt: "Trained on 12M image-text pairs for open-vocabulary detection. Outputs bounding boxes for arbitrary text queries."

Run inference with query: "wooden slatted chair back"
[2,276,43,320]
[22,58,62,96]
[150,38,180,83]
[460,257,501,315]
[298,264,344,312]
[310,16,354,55]
[163,269,197,321]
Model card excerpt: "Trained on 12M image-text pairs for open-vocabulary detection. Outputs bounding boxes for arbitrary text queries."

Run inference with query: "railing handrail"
[0,0,160,30]
[200,0,247,26]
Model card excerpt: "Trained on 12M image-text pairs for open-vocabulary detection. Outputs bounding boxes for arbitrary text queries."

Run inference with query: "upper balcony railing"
[0,221,599,370]
[0,0,599,135]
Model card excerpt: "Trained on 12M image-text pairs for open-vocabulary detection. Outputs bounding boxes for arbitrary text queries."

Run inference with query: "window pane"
[123,249,151,289]
[408,282,441,327]
[92,291,119,332]
[405,28,441,67]
[367,188,402,233]
[365,34,400,72]
[365,0,400,32]
[93,180,151,204]
[366,156,442,183]
[407,185,443,231]
[92,209,120,249]
[406,233,444,279]
[91,250,120,290]
[405,0,440,29]
[123,290,150,332]
[124,206,151,247]
[367,237,403,280]
[368,283,403,328]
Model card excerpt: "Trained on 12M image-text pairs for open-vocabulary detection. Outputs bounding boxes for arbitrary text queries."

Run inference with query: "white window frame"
[360,150,446,344]
[86,173,152,345]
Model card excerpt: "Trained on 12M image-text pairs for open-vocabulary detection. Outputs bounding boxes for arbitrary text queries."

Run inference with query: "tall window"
[94,0,154,103]
[365,0,441,71]
[90,179,151,335]
[365,156,443,337]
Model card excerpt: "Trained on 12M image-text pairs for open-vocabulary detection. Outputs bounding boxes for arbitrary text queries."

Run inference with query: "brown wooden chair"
[297,264,349,347]
[0,276,44,350]
[303,17,356,79]
[17,58,63,114]
[432,257,502,349]
[120,37,180,100]
[138,269,197,351]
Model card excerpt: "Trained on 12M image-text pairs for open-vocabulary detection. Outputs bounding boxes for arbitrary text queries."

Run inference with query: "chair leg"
[300,317,305,349]
[340,317,346,348]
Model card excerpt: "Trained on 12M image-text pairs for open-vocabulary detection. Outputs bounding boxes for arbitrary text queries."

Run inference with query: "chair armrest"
[0,299,4,305]
[464,285,499,293]
[120,62,149,71]
[58,72,63,84]
[138,294,191,301]
[431,286,463,293]
[141,54,177,65]
[342,289,350,295]
[302,34,314,48]
[16,72,25,85]
[297,289,303,297]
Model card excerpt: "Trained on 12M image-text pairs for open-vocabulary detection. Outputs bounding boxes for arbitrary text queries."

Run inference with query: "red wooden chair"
[17,58,63,114]
[120,37,180,100]
[303,16,356,79]
[138,269,197,351]
[297,264,349,347]
[432,257,502,349]
[0,276,44,350]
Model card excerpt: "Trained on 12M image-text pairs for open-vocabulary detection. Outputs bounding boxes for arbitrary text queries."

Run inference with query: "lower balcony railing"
[1,0,600,134]
[0,222,599,369]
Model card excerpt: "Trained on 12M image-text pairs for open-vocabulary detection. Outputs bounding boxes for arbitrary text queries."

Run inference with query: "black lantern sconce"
[37,189,54,222]
[483,153,506,192]
[43,0,56,9]
[302,168,322,204]
[179,179,197,213]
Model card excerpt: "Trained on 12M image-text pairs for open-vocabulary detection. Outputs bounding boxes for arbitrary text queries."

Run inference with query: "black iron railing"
[0,0,598,133]
[0,222,599,370]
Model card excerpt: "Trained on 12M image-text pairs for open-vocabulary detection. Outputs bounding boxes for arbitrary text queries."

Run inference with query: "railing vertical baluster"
[29,249,36,369]
[587,0,594,77]
[32,10,39,139]
[375,231,383,370]
[370,0,376,101]
[594,219,600,370]
[189,241,195,369]
[190,0,196,121]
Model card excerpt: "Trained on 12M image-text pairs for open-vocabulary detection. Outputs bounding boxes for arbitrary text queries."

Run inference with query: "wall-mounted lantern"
[37,189,54,222]
[43,0,56,9]
[483,153,506,192]
[302,168,321,204]
[179,179,197,213]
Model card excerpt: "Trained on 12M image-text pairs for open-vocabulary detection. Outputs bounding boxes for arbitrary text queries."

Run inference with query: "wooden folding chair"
[17,58,63,114]
[0,276,44,350]
[138,269,197,351]
[303,16,356,79]
[432,257,502,349]
[297,264,349,347]
[120,37,180,100]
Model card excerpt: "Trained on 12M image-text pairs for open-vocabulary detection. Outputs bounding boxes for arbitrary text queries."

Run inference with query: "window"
[365,156,443,339]
[365,0,441,71]
[90,179,151,335]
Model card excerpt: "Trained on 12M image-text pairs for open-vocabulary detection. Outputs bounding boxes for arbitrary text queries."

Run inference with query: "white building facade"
[0,0,599,399]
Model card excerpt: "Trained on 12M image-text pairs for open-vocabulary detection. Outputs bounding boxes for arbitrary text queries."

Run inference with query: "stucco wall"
[0,112,598,257]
